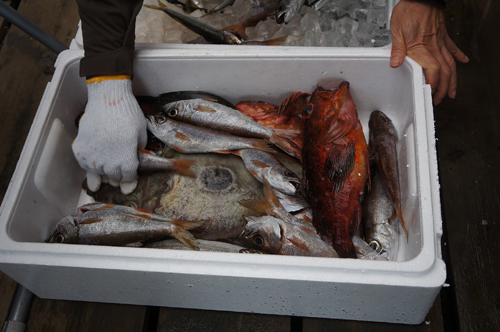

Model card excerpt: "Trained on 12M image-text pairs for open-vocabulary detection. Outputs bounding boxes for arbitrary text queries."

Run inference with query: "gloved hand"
[390,0,469,105]
[72,75,147,195]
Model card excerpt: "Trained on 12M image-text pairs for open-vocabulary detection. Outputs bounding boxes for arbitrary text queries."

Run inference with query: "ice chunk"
[303,30,326,47]
[371,0,387,8]
[282,35,304,46]
[300,12,321,36]
[231,0,253,19]
[164,30,183,44]
[367,7,387,28]
[318,5,349,32]
[371,28,391,47]
[253,17,280,40]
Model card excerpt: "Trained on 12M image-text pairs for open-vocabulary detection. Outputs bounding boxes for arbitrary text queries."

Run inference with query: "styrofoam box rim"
[0,46,444,290]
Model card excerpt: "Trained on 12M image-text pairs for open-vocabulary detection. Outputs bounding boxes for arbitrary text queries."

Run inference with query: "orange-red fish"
[235,92,308,160]
[301,81,369,258]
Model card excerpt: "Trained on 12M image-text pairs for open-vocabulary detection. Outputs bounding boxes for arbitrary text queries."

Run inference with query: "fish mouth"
[290,180,301,193]
[276,7,290,24]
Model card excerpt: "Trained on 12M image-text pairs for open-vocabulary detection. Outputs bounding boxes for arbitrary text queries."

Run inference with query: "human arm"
[73,0,146,194]
[390,0,469,105]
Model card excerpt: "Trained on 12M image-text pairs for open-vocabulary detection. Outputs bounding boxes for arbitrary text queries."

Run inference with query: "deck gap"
[142,306,160,332]
[0,0,21,48]
[290,316,303,332]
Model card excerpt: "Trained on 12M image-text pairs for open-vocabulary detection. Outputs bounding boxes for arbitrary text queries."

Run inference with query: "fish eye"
[124,202,136,208]
[167,108,178,117]
[54,233,65,243]
[155,115,167,124]
[381,116,388,123]
[369,240,381,253]
[303,104,314,119]
[253,235,264,247]
[285,171,296,177]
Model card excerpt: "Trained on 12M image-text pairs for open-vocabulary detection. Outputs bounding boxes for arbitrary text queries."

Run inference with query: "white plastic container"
[0,46,443,324]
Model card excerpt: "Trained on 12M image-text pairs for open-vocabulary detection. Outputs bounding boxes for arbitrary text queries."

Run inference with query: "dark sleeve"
[405,0,448,9]
[76,0,144,78]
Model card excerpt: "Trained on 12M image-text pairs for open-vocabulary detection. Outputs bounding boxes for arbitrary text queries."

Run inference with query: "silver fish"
[146,115,275,154]
[145,2,242,44]
[273,189,310,213]
[138,148,196,177]
[236,149,301,195]
[46,203,202,250]
[240,215,339,257]
[162,98,301,158]
[352,235,388,261]
[144,238,248,253]
[362,171,399,261]
[276,0,306,24]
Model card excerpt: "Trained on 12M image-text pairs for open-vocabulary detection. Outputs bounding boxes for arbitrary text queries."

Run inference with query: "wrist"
[86,75,132,84]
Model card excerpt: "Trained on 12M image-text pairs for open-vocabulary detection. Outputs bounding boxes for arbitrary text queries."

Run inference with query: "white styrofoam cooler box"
[0,46,444,324]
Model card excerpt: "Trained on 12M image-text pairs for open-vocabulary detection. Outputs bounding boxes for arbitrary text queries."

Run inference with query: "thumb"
[390,34,407,68]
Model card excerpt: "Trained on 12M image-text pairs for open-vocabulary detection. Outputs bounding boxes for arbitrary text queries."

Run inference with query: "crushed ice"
[136,0,391,47]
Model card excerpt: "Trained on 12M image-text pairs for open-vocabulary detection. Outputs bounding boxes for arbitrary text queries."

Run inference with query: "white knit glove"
[72,76,147,195]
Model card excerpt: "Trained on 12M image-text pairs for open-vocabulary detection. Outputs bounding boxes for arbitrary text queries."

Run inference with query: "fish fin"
[242,35,288,46]
[269,129,302,160]
[169,219,205,230]
[169,144,187,153]
[262,177,286,211]
[249,169,259,178]
[125,242,143,247]
[213,150,232,154]
[249,140,278,154]
[196,105,217,113]
[77,203,114,214]
[325,142,356,193]
[135,207,154,214]
[138,148,156,156]
[221,24,246,39]
[287,235,310,253]
[277,92,310,123]
[380,161,408,240]
[175,132,191,142]
[238,199,271,215]
[170,159,197,178]
[201,98,218,102]
[394,206,408,240]
[298,226,317,236]
[251,160,270,169]
[171,228,200,251]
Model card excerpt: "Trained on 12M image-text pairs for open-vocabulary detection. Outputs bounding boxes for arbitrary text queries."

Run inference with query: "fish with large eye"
[154,115,168,124]
[303,104,314,119]
[240,215,339,258]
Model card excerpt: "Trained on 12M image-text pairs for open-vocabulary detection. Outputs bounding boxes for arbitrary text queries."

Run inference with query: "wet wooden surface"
[0,0,498,331]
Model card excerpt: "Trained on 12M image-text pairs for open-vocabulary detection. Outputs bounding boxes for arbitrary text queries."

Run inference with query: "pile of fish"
[136,0,391,47]
[47,81,408,261]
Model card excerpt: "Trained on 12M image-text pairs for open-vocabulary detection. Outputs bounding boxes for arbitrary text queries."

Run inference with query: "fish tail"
[168,219,205,250]
[269,129,302,160]
[395,207,409,240]
[262,177,285,211]
[278,92,310,121]
[170,159,197,178]
[249,139,278,154]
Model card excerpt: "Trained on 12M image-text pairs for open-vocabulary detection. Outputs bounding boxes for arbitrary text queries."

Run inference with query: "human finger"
[444,33,469,64]
[390,28,407,68]
[441,45,458,99]
[86,172,102,192]
[407,47,441,93]
[431,49,452,105]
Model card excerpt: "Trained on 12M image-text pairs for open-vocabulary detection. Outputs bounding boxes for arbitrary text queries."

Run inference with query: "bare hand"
[390,0,469,105]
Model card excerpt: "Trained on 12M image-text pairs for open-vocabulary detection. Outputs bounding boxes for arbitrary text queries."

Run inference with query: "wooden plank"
[0,0,79,203]
[24,297,147,332]
[302,297,444,332]
[0,272,18,325]
[156,307,291,332]
[433,0,500,331]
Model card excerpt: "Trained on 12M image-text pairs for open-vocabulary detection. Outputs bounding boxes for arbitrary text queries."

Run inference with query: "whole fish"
[235,149,301,195]
[221,0,280,39]
[276,0,306,24]
[362,171,399,261]
[239,177,316,233]
[138,149,196,177]
[145,2,242,44]
[204,0,236,16]
[46,203,202,249]
[146,115,275,154]
[136,91,235,116]
[144,238,249,253]
[240,215,339,257]
[368,110,408,239]
[87,151,265,241]
[352,235,388,261]
[163,98,300,159]
[302,81,369,258]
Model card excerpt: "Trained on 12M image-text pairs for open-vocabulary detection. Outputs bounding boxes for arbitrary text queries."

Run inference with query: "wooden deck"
[1,0,499,331]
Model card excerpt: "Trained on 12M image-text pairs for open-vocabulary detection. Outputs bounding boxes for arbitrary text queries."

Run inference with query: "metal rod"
[0,1,68,54]
[2,285,33,332]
